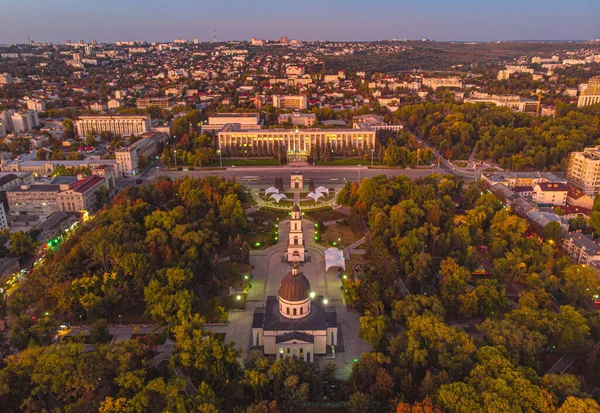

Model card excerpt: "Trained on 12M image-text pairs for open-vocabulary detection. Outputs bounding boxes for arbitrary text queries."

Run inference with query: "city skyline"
[1,0,599,44]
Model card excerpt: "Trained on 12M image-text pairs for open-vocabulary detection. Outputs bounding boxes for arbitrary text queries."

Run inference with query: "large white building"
[10,111,39,133]
[278,112,316,127]
[272,95,308,110]
[75,115,150,137]
[566,146,600,195]
[423,77,463,90]
[115,131,168,176]
[577,77,600,108]
[217,127,376,157]
[26,99,46,112]
[203,113,262,132]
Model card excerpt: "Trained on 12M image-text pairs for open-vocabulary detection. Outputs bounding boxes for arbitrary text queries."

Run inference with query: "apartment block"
[272,95,308,110]
[565,147,600,195]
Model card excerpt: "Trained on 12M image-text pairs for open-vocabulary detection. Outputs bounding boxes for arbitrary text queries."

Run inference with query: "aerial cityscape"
[0,1,600,412]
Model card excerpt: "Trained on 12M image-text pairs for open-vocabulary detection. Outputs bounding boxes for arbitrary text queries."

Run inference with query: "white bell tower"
[287,204,305,262]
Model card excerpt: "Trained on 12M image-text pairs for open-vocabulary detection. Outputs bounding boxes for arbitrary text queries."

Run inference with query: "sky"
[1,0,599,44]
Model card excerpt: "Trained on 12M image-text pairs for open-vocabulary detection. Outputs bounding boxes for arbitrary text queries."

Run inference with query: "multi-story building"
[115,90,127,99]
[10,111,39,133]
[115,132,168,176]
[7,184,61,216]
[272,95,308,110]
[107,99,123,110]
[0,73,13,85]
[90,102,106,112]
[422,77,463,89]
[286,65,305,77]
[483,172,565,189]
[203,113,262,132]
[278,113,316,127]
[75,115,150,137]
[218,127,376,156]
[136,97,171,110]
[0,159,118,177]
[57,175,106,212]
[532,182,568,206]
[577,76,600,108]
[0,172,34,192]
[563,232,600,265]
[92,164,116,193]
[465,93,538,113]
[26,99,46,112]
[565,147,600,195]
[352,114,404,131]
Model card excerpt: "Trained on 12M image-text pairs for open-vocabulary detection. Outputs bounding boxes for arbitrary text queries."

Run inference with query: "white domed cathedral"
[252,265,338,361]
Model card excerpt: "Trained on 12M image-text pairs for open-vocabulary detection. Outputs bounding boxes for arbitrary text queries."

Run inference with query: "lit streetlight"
[371,149,375,167]
[217,149,222,168]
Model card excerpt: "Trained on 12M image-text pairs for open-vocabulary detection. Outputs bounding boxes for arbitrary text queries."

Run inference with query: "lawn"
[241,220,279,250]
[207,158,279,167]
[305,208,348,223]
[247,209,289,222]
[316,158,381,166]
[316,222,361,249]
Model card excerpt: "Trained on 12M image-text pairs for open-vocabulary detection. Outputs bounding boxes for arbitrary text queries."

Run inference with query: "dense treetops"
[396,102,600,171]
[337,174,600,412]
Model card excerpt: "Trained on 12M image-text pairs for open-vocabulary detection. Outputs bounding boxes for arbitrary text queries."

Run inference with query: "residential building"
[0,159,118,177]
[0,172,34,192]
[422,77,463,89]
[26,99,46,111]
[0,73,13,85]
[286,66,305,77]
[533,182,568,206]
[563,232,600,265]
[107,99,123,110]
[352,114,404,131]
[278,113,316,127]
[483,172,565,189]
[577,76,600,107]
[136,97,171,110]
[565,147,600,195]
[465,93,538,113]
[92,164,116,193]
[218,127,376,156]
[272,95,308,110]
[567,186,594,209]
[90,102,106,112]
[75,115,150,137]
[10,111,39,133]
[7,184,61,216]
[57,175,106,212]
[204,113,262,132]
[115,131,168,176]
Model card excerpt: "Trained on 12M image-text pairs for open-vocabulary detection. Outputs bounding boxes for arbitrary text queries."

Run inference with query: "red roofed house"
[57,175,106,212]
[567,186,594,210]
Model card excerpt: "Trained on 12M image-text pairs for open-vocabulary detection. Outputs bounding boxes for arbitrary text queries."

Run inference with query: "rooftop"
[253,295,337,332]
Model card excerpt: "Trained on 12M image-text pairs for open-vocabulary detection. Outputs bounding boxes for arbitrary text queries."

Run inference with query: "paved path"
[346,238,366,251]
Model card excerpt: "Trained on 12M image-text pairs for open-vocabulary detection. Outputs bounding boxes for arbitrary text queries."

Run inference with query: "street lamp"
[358,164,362,182]
[217,149,222,168]
[173,149,177,170]
[371,149,375,167]
[119,314,122,325]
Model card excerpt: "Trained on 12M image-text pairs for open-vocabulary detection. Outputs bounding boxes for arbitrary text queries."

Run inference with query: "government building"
[217,126,376,157]
[75,115,151,137]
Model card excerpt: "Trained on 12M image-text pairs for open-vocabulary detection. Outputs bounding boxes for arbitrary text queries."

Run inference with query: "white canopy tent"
[307,192,324,203]
[265,187,279,196]
[315,186,329,196]
[270,193,288,203]
[325,247,345,271]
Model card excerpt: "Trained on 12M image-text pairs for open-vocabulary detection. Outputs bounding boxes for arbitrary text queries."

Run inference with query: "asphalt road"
[147,165,439,188]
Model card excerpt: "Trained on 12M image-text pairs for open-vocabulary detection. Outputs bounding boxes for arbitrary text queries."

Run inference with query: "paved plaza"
[206,205,370,378]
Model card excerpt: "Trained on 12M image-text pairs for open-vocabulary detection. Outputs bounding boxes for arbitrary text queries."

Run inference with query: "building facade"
[577,76,600,108]
[115,132,168,175]
[7,184,61,216]
[57,175,106,212]
[218,127,376,157]
[272,95,308,110]
[136,97,171,110]
[251,265,338,361]
[278,113,316,127]
[204,113,262,132]
[75,115,151,137]
[565,147,600,195]
[532,182,568,206]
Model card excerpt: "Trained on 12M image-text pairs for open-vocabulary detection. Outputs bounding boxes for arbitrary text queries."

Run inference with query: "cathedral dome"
[278,266,311,302]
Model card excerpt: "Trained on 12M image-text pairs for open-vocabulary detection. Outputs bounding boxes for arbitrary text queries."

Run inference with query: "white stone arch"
[270,193,288,203]
[315,186,329,196]
[265,187,279,196]
[307,192,324,203]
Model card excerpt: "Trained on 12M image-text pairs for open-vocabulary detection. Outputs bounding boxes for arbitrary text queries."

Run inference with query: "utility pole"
[213,23,217,42]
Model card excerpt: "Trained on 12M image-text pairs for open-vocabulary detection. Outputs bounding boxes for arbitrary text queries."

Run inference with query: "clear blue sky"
[1,0,599,44]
